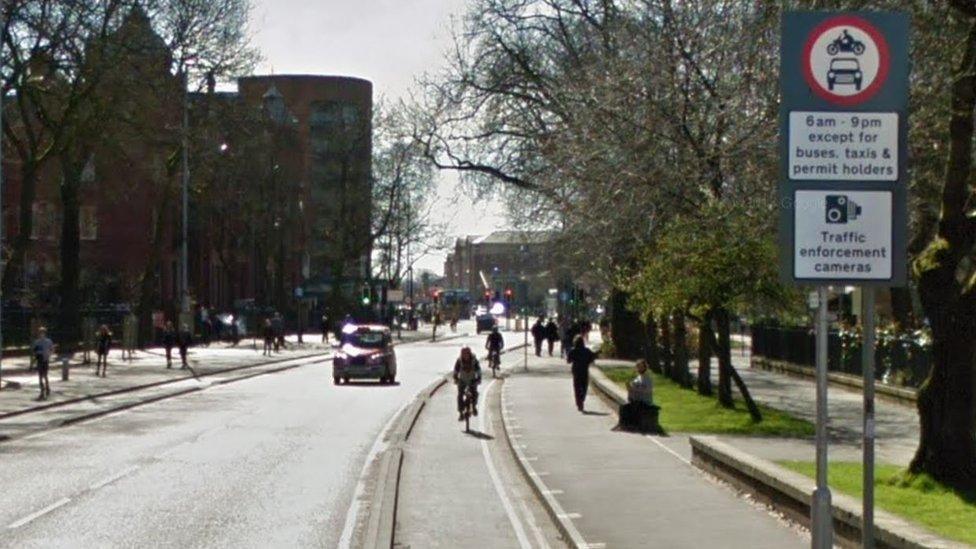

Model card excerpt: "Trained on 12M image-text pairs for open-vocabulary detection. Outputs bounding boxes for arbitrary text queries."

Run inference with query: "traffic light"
[504,288,513,300]
[361,285,371,306]
[484,290,491,302]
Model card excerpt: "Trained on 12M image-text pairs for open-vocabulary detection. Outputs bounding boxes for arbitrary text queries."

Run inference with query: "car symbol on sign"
[827,58,862,91]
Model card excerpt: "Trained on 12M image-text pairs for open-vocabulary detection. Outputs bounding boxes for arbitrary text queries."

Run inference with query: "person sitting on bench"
[617,359,660,433]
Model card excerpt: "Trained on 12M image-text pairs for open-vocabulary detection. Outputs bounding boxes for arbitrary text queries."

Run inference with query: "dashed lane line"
[8,497,71,529]
[89,465,140,491]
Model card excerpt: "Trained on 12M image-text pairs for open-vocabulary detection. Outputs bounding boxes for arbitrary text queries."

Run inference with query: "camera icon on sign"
[825,195,861,224]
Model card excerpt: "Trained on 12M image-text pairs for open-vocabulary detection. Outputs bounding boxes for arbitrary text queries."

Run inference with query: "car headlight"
[828,71,835,78]
[368,355,384,364]
[855,71,862,78]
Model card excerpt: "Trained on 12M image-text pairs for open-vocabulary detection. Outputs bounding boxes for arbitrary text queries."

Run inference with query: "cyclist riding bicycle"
[485,326,504,364]
[453,346,482,421]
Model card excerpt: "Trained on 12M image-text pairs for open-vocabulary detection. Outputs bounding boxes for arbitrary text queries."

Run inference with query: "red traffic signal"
[504,288,513,298]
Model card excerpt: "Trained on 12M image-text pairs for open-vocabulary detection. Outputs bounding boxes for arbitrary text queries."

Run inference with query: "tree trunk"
[713,309,734,408]
[908,16,976,491]
[58,153,84,351]
[660,312,673,379]
[644,315,661,374]
[909,309,976,489]
[697,321,713,396]
[2,162,40,297]
[672,310,690,387]
[608,288,643,359]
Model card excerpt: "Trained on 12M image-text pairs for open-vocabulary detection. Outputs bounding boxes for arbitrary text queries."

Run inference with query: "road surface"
[0,332,481,548]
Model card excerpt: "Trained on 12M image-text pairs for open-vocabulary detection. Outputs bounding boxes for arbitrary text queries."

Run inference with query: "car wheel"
[334,376,341,385]
[344,377,350,384]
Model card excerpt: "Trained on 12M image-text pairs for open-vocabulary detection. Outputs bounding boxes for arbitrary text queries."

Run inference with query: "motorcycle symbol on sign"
[826,29,866,56]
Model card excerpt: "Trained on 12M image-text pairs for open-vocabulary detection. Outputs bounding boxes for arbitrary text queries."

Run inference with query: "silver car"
[332,325,398,384]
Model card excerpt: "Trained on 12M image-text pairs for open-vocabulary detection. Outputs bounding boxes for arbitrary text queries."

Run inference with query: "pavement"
[497,352,809,548]
[715,347,920,467]
[0,323,485,548]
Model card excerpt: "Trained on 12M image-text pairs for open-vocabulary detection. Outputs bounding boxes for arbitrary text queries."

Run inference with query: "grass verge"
[779,461,976,546]
[601,366,814,437]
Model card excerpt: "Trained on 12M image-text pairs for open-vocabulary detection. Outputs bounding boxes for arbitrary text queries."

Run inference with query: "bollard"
[61,356,70,381]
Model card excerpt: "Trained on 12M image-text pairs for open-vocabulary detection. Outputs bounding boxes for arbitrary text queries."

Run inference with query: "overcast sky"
[249,0,509,275]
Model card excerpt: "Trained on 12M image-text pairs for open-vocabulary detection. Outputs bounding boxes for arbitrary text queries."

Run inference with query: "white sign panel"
[387,289,405,302]
[794,190,892,280]
[789,112,897,181]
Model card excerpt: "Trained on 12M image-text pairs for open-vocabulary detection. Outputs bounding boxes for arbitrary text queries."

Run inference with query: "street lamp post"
[180,72,190,319]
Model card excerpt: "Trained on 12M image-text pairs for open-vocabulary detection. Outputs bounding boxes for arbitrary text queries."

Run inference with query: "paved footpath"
[717,349,920,466]
[503,354,808,549]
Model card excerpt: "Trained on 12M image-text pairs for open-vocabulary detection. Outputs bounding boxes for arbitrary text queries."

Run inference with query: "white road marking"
[501,383,590,548]
[478,380,533,549]
[542,489,563,495]
[558,512,582,519]
[8,497,71,529]
[337,397,413,549]
[584,543,607,548]
[519,499,551,549]
[644,434,692,466]
[89,465,139,491]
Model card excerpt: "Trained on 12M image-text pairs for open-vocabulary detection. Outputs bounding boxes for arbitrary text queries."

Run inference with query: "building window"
[30,202,57,241]
[80,205,98,240]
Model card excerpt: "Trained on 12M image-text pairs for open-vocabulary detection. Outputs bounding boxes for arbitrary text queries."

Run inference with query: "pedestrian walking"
[321,313,330,344]
[530,317,545,357]
[202,317,213,347]
[32,327,55,400]
[177,324,192,368]
[95,324,112,377]
[263,318,275,356]
[545,318,559,357]
[566,335,596,412]
[273,313,286,351]
[162,321,176,368]
[558,315,571,357]
[563,319,580,359]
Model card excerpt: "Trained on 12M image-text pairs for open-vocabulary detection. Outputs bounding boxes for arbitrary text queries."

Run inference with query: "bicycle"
[487,348,501,378]
[459,383,478,433]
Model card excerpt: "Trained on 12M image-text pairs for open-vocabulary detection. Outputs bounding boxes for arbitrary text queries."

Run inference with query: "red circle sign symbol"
[802,15,890,106]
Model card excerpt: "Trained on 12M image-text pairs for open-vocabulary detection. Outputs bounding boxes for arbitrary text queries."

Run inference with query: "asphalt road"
[0,331,483,548]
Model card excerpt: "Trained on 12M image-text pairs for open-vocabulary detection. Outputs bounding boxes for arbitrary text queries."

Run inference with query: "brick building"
[2,11,374,329]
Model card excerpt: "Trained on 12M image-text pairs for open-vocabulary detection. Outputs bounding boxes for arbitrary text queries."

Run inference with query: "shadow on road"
[463,429,494,440]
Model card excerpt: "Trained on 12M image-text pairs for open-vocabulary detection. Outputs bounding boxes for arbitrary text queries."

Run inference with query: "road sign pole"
[812,285,833,549]
[861,287,876,548]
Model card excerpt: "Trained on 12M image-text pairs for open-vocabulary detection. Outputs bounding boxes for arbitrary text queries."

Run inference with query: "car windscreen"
[349,332,386,348]
[830,59,859,70]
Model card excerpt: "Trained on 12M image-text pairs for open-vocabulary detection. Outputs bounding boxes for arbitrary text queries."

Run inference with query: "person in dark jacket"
[162,321,176,368]
[566,335,596,412]
[530,317,545,357]
[95,324,112,377]
[177,324,192,369]
[544,318,559,357]
[263,318,275,356]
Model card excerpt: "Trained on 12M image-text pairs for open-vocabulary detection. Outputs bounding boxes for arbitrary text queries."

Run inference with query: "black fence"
[751,325,932,388]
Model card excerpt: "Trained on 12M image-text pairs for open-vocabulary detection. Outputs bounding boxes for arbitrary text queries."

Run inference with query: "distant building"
[443,231,556,309]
